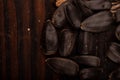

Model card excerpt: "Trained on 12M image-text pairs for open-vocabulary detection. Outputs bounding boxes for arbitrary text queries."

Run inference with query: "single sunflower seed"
[46,57,79,76]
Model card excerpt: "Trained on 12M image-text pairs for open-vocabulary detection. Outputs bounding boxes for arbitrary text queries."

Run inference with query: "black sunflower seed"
[107,42,120,64]
[115,24,120,40]
[46,57,79,76]
[52,2,67,28]
[79,68,103,80]
[84,0,111,10]
[72,55,101,67]
[59,29,76,56]
[65,2,82,29]
[116,9,120,22]
[81,11,114,32]
[109,68,120,80]
[45,20,58,55]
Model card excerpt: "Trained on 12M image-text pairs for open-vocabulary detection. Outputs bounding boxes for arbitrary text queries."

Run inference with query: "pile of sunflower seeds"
[42,0,120,80]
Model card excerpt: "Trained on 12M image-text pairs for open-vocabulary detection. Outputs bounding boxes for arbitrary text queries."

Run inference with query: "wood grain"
[33,0,46,80]
[0,0,6,80]
[0,0,48,80]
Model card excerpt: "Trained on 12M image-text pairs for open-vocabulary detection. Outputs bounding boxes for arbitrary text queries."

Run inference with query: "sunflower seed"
[116,9,120,22]
[109,68,120,80]
[72,55,101,67]
[52,2,67,28]
[115,24,120,40]
[81,11,114,32]
[46,57,79,76]
[59,29,76,56]
[45,20,58,55]
[84,0,112,10]
[79,68,103,80]
[107,42,120,64]
[65,3,82,29]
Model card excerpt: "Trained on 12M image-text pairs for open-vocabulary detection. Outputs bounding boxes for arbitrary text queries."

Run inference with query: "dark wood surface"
[0,0,48,80]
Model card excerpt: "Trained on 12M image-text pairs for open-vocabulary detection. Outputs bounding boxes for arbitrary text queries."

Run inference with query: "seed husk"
[109,68,120,80]
[78,31,98,55]
[112,1,120,5]
[115,24,120,40]
[84,0,111,10]
[76,0,93,17]
[72,55,101,67]
[59,29,76,56]
[56,0,67,7]
[81,11,114,33]
[65,2,82,29]
[116,9,120,22]
[45,20,58,55]
[107,42,120,64]
[79,68,103,80]
[52,2,67,28]
[46,57,79,76]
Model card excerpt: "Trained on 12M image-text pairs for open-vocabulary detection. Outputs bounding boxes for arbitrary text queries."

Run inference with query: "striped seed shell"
[76,0,93,18]
[79,68,103,80]
[109,68,120,80]
[72,55,101,67]
[115,8,120,22]
[81,11,114,33]
[84,0,112,10]
[52,2,68,28]
[46,57,79,76]
[107,42,120,64]
[59,29,76,56]
[115,24,120,40]
[65,2,82,29]
[78,31,98,55]
[45,20,58,55]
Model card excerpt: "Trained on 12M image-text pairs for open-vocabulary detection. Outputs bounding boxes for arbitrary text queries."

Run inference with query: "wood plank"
[21,0,32,80]
[13,0,25,80]
[33,0,46,80]
[6,0,19,80]
[3,0,11,79]
[0,0,6,80]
